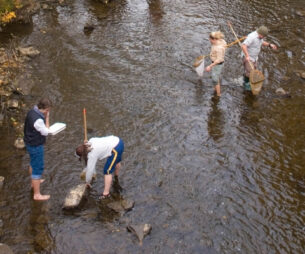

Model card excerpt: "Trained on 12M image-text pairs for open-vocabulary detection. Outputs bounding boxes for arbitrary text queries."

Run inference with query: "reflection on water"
[0,0,304,253]
[207,97,224,142]
[29,202,54,252]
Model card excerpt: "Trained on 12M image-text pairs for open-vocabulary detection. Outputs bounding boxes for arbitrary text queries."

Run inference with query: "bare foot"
[31,179,45,188]
[33,194,50,201]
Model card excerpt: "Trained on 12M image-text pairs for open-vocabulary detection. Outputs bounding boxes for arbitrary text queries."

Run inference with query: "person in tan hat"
[241,26,277,91]
[205,31,227,97]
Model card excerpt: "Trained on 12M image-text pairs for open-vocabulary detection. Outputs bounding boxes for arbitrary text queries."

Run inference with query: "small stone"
[0,176,4,190]
[18,46,40,58]
[42,4,49,9]
[301,72,305,79]
[296,10,305,17]
[7,99,19,109]
[275,88,286,95]
[281,76,290,81]
[14,138,25,149]
[84,24,95,34]
[0,113,3,125]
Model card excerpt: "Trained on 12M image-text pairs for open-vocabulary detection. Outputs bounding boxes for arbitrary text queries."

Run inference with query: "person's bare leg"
[114,163,121,176]
[30,166,45,188]
[215,83,221,97]
[32,179,50,201]
[103,174,112,196]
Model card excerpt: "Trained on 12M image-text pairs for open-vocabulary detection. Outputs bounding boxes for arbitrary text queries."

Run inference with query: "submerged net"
[250,69,265,95]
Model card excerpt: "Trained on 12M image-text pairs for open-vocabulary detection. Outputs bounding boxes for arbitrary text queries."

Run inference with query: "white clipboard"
[49,122,66,135]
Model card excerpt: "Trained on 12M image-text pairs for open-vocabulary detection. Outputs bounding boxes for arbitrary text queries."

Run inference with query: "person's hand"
[245,56,250,62]
[205,65,212,72]
[270,43,277,50]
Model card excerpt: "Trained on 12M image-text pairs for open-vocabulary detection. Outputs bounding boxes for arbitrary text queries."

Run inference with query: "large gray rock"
[0,243,14,254]
[63,183,87,209]
[127,224,152,245]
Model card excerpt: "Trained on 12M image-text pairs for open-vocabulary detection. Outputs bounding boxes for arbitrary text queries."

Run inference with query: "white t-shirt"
[243,31,264,61]
[34,118,49,136]
[85,136,120,183]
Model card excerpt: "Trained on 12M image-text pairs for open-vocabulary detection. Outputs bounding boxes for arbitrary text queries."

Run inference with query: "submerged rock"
[84,24,95,34]
[63,183,87,209]
[0,243,14,254]
[127,223,152,245]
[107,199,134,213]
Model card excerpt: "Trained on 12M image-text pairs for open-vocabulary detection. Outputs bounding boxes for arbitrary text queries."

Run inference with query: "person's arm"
[45,111,50,128]
[262,41,277,50]
[86,153,97,184]
[242,44,250,62]
[33,119,49,136]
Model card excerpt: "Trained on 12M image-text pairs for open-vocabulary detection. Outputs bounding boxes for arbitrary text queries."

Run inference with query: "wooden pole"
[227,22,254,70]
[83,108,87,142]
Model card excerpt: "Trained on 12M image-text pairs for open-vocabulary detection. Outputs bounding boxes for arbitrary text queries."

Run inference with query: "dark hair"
[37,98,52,110]
[76,144,89,165]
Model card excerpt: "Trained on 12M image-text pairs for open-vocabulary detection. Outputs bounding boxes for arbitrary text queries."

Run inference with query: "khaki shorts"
[211,63,224,85]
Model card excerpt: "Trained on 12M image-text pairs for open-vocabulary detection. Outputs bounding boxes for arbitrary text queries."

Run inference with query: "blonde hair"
[210,31,224,40]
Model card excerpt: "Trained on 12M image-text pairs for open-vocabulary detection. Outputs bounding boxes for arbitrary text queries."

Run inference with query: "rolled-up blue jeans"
[26,144,44,179]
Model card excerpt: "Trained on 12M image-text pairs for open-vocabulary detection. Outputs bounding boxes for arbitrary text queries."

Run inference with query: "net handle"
[227,21,254,70]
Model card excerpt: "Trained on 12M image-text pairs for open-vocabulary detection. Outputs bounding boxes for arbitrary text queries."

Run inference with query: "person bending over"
[75,135,124,199]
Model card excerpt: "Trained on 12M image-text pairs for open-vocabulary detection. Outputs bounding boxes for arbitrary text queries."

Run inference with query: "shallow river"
[0,0,304,253]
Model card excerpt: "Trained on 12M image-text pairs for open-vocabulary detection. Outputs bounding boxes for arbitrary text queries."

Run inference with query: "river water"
[0,0,304,253]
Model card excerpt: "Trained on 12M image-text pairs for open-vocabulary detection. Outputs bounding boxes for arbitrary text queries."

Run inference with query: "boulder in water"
[127,223,152,245]
[63,183,87,209]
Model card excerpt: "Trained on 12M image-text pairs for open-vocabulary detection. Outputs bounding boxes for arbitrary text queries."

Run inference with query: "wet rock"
[14,138,25,149]
[275,88,291,98]
[0,243,14,254]
[18,46,40,58]
[7,99,19,109]
[127,223,152,245]
[42,4,49,10]
[63,183,87,209]
[275,88,287,95]
[0,176,4,190]
[84,24,95,34]
[107,199,134,213]
[121,199,135,211]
